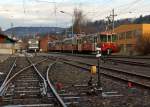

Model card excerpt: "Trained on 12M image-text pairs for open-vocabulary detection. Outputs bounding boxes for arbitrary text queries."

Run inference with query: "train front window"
[100,35,107,42]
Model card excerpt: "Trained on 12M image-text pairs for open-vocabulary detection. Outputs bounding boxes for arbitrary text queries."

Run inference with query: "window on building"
[126,31,133,39]
[119,33,125,40]
[133,30,142,38]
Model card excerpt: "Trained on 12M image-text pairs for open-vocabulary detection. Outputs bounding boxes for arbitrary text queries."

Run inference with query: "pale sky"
[0,0,150,30]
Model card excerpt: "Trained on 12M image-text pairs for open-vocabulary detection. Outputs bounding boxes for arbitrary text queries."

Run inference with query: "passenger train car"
[48,32,119,55]
[27,39,39,52]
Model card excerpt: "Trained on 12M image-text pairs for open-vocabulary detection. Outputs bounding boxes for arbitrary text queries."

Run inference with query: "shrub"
[135,35,150,55]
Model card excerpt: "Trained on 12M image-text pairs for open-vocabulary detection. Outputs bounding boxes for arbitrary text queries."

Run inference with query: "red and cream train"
[48,32,119,55]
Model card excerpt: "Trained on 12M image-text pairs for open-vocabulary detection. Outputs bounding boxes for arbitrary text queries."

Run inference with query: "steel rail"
[46,61,67,107]
[0,58,48,96]
[26,56,47,95]
[106,58,150,68]
[48,54,150,68]
[0,57,17,96]
[48,52,150,59]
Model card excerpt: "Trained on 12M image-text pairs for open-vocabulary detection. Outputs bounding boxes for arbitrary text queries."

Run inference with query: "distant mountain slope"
[4,27,65,37]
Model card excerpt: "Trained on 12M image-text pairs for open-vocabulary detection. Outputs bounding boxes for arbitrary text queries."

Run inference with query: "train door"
[72,37,77,53]
[77,38,82,52]
[93,35,98,51]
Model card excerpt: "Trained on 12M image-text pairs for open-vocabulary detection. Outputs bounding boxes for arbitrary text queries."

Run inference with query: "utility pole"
[110,9,117,33]
[105,16,111,42]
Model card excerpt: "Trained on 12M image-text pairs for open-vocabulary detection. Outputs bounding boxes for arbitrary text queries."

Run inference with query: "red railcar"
[48,33,119,55]
[79,34,97,53]
[48,40,62,52]
[48,42,55,52]
[97,32,119,54]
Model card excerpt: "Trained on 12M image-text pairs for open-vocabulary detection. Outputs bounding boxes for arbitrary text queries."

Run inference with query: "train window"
[79,39,82,44]
[82,36,87,43]
[100,35,107,42]
[89,36,94,43]
[108,35,111,42]
[72,38,77,44]
[112,35,117,42]
[94,36,97,43]
[64,39,72,44]
[77,39,79,44]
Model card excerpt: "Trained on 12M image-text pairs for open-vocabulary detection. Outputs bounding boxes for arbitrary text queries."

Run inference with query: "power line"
[117,0,144,15]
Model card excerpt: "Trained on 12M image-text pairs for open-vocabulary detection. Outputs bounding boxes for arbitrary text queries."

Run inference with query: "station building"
[0,33,16,54]
[114,24,150,55]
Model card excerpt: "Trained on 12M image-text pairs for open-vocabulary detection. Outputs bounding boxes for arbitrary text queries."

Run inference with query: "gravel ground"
[47,53,150,63]
[0,54,10,63]
[49,60,150,107]
[47,54,150,77]
[0,56,15,86]
[4,53,149,107]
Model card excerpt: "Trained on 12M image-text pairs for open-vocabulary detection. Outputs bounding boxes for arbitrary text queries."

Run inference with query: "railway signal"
[96,47,103,94]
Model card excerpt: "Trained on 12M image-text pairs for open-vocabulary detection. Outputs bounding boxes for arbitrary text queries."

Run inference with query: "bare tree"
[135,34,150,55]
[73,8,87,34]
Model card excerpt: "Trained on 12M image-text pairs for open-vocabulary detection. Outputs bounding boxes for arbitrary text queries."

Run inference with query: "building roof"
[0,33,16,43]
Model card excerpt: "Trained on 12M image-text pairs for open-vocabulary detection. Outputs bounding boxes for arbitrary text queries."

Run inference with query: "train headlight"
[28,41,31,44]
[36,41,39,44]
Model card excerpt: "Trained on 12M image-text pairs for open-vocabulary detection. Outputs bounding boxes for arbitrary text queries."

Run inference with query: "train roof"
[76,33,97,39]
[100,32,116,35]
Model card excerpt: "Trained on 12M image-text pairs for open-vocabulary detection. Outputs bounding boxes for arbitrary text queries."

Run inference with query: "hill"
[4,27,65,37]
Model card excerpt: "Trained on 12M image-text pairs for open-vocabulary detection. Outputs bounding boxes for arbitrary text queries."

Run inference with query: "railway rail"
[0,54,68,107]
[48,52,150,59]
[47,53,150,68]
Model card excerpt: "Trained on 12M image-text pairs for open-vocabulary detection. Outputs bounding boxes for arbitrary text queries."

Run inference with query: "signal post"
[96,47,103,95]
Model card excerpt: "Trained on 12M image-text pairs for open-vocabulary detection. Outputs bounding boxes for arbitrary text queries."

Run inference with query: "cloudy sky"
[0,0,150,30]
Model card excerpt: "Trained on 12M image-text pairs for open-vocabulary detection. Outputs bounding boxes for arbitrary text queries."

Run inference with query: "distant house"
[0,33,16,54]
[114,24,150,55]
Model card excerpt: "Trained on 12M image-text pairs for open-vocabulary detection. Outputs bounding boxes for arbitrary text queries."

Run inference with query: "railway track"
[0,54,68,107]
[47,53,150,68]
[48,55,150,89]
[48,52,150,59]
[0,56,16,87]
